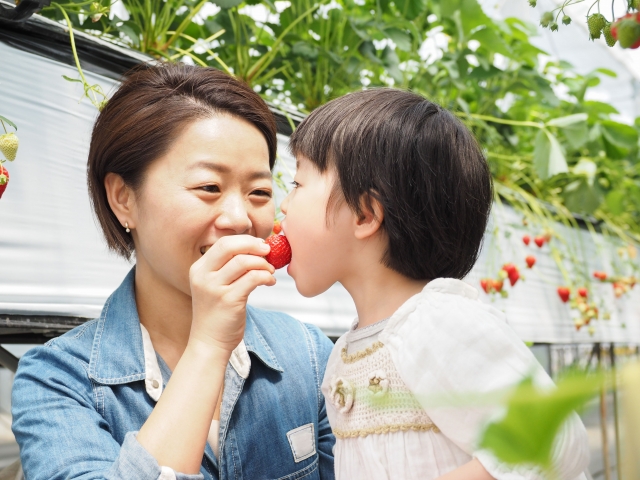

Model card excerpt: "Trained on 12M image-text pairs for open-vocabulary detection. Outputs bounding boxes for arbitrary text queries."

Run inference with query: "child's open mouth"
[200,245,212,255]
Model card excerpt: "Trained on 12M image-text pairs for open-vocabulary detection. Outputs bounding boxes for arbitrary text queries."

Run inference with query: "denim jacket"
[11,269,336,480]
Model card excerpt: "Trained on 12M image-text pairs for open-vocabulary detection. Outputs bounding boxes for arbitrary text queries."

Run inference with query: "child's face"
[280,156,356,297]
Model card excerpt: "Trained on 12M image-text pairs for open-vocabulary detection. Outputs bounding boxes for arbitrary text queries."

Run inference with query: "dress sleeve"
[382,296,590,480]
[11,344,204,480]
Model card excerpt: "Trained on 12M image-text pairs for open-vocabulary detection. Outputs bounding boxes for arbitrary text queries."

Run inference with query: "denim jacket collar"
[88,267,283,391]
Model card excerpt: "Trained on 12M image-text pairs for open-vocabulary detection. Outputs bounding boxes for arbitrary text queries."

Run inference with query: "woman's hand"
[188,234,276,353]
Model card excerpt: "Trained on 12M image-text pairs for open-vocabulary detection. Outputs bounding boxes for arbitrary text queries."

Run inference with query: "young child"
[279,89,590,480]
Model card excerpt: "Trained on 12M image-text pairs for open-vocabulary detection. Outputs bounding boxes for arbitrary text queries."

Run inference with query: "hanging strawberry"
[611,12,640,49]
[525,255,536,268]
[593,271,607,281]
[534,236,545,248]
[0,165,8,199]
[557,286,570,303]
[522,235,531,246]
[502,263,521,286]
[480,278,491,293]
[577,287,588,298]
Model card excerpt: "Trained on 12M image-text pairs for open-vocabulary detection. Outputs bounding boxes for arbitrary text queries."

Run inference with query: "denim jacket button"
[151,379,159,389]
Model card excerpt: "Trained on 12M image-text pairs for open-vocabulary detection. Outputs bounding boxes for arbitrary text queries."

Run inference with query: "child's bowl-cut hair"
[289,88,493,281]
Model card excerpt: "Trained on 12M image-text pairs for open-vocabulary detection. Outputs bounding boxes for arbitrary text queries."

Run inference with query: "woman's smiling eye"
[200,184,220,193]
[251,189,272,198]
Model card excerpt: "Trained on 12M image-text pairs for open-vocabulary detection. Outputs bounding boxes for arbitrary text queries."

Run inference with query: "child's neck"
[341,265,429,330]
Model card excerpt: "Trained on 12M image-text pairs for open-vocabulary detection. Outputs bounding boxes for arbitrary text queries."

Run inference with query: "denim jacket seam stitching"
[89,295,111,377]
[249,310,281,371]
[274,457,318,480]
[89,378,104,417]
[73,318,99,339]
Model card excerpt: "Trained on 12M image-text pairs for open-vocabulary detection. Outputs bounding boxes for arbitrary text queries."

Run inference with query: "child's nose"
[280,192,291,215]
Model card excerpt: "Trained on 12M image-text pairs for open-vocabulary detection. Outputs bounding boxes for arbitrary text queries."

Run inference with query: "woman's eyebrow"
[190,161,272,180]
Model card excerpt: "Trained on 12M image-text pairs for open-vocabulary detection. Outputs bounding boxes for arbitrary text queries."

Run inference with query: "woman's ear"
[104,173,137,228]
[354,193,384,240]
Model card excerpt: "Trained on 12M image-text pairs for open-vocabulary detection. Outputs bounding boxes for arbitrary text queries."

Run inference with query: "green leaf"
[533,129,568,180]
[547,114,589,149]
[393,0,427,20]
[470,26,512,57]
[440,0,491,35]
[0,115,17,131]
[213,0,243,8]
[596,67,617,77]
[384,27,412,51]
[563,178,604,214]
[479,372,603,471]
[601,120,638,149]
[546,113,588,127]
[292,41,318,59]
[606,190,625,215]
[62,75,83,83]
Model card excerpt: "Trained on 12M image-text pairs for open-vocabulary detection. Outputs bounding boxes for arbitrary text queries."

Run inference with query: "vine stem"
[54,3,89,87]
[456,112,544,129]
[0,120,7,134]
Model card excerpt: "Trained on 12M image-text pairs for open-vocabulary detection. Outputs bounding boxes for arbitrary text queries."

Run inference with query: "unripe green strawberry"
[540,11,554,27]
[588,13,607,39]
[562,15,571,25]
[0,166,8,199]
[528,0,536,7]
[0,133,18,161]
[550,22,559,31]
[603,23,617,46]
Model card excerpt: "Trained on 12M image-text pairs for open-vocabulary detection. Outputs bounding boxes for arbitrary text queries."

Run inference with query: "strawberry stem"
[0,119,7,135]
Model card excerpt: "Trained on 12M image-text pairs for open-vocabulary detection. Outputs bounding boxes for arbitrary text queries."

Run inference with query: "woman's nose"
[215,194,252,233]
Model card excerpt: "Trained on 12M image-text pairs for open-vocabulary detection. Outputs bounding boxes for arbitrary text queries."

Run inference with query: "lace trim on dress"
[341,341,385,364]
[333,422,440,439]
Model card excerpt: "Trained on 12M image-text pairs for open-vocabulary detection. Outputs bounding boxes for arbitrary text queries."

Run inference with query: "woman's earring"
[125,222,131,233]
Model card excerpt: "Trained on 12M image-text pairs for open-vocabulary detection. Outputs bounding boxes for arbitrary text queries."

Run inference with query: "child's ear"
[354,192,384,240]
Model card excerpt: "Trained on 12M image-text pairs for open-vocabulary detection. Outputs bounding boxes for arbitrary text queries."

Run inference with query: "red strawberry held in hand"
[534,236,545,248]
[525,255,536,268]
[0,165,8,199]
[557,286,570,303]
[578,287,588,298]
[264,234,292,270]
[522,235,531,246]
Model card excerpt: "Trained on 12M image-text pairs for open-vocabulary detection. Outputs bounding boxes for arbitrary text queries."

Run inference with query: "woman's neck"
[341,262,428,330]
[134,260,194,371]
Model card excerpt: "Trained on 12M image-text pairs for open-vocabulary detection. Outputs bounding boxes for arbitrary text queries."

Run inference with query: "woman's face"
[131,115,274,295]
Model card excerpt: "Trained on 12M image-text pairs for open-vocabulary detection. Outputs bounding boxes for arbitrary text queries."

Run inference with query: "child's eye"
[252,189,272,198]
[200,185,220,193]
[291,181,300,188]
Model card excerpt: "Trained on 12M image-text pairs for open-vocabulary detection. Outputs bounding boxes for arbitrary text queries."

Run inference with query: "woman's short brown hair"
[87,63,277,260]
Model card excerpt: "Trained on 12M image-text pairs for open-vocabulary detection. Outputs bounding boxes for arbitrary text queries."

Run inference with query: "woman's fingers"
[232,269,277,298]
[215,254,275,286]
[200,235,270,272]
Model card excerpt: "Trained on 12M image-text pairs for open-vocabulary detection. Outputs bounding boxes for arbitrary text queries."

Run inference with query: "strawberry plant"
[533,0,640,49]
[0,115,18,199]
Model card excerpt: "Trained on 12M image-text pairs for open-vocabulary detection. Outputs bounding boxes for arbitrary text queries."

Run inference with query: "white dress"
[321,278,590,480]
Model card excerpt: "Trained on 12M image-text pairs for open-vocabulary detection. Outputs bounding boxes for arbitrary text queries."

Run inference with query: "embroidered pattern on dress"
[341,341,384,364]
[331,341,440,439]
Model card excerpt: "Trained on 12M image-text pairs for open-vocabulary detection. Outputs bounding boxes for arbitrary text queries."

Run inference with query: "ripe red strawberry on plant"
[557,286,570,303]
[492,279,504,292]
[522,235,531,246]
[611,12,640,49]
[480,279,491,294]
[0,165,8,199]
[264,234,292,269]
[525,255,536,268]
[534,236,545,248]
[502,263,520,286]
[578,287,588,298]
[593,271,607,281]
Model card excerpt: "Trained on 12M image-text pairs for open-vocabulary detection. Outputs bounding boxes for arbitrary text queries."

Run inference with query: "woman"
[11,64,335,480]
